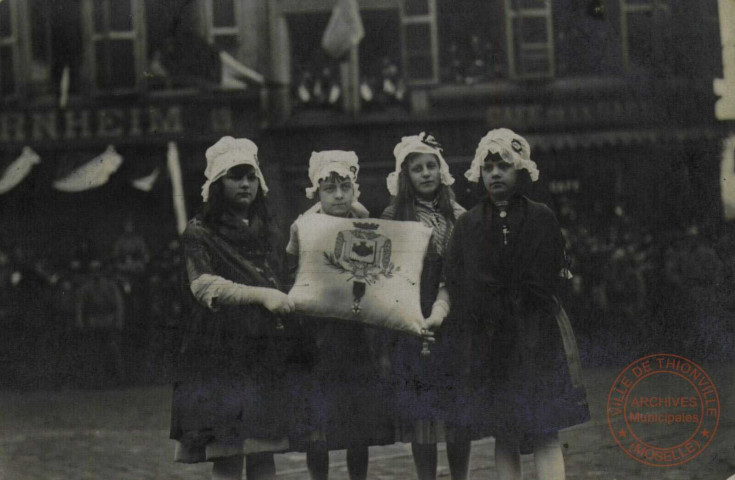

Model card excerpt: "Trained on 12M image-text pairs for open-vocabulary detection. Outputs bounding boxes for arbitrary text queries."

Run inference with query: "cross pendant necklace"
[494,200,509,246]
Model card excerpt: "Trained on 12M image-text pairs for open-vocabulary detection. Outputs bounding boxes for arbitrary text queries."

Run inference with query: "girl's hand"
[424,312,445,331]
[261,289,295,315]
[424,299,450,331]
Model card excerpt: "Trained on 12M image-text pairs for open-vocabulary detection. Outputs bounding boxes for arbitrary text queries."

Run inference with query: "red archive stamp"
[606,354,720,467]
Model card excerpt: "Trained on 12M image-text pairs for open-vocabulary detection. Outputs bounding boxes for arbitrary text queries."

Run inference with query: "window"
[28,0,84,98]
[437,0,506,83]
[553,0,623,77]
[83,0,147,92]
[619,0,669,72]
[505,0,555,78]
[202,0,242,58]
[400,0,439,84]
[0,0,22,98]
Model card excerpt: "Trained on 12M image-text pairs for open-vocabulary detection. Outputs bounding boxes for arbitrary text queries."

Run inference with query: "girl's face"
[222,165,259,210]
[318,175,354,217]
[407,153,441,200]
[481,154,518,200]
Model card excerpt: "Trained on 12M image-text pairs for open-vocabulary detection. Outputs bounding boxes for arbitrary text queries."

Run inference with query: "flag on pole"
[59,65,70,109]
[167,142,188,234]
[131,168,161,192]
[721,134,735,220]
[322,0,365,60]
[53,146,123,192]
[0,147,41,195]
[219,51,265,90]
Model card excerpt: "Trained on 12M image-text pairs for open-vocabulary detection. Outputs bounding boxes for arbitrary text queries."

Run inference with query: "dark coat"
[169,212,307,459]
[444,196,590,444]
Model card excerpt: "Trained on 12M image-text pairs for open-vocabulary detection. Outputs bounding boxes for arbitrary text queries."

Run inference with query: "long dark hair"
[390,152,458,222]
[201,177,273,233]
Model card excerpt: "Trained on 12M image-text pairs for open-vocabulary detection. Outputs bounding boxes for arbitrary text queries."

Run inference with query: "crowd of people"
[2,130,734,480]
[1,186,733,390]
[556,200,735,365]
[0,220,184,387]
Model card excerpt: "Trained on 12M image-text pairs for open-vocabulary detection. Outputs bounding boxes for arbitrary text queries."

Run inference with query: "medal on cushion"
[352,280,366,314]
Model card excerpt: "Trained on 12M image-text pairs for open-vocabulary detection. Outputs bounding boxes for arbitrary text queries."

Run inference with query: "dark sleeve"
[522,204,564,305]
[180,223,216,286]
[442,212,466,304]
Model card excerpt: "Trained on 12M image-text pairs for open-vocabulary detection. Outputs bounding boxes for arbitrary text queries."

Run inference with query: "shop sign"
[0,103,244,144]
[486,100,659,129]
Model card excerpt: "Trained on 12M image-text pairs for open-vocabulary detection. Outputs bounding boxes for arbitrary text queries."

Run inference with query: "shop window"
[0,0,21,98]
[84,0,147,92]
[505,0,555,78]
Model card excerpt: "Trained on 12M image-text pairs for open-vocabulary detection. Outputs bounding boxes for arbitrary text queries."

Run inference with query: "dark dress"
[287,211,394,450]
[169,212,308,462]
[443,196,590,448]
[381,200,469,444]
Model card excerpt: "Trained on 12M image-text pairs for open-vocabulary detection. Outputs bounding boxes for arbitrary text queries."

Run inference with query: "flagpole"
[167,142,188,234]
[350,44,360,114]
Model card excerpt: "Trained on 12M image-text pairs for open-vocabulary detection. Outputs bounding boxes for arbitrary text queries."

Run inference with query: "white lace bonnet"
[465,128,539,183]
[386,132,454,196]
[201,136,268,202]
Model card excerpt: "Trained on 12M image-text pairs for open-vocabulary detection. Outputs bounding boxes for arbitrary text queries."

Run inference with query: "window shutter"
[399,0,439,85]
[86,0,146,92]
[505,0,554,79]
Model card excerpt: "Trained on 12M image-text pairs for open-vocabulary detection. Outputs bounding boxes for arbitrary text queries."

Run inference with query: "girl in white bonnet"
[170,136,299,480]
[381,133,472,480]
[286,151,392,480]
[443,128,590,480]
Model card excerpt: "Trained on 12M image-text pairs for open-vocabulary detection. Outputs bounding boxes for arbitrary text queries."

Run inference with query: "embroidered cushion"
[288,215,432,335]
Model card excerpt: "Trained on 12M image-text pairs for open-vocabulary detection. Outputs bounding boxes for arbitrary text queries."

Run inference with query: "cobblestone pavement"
[1,367,734,480]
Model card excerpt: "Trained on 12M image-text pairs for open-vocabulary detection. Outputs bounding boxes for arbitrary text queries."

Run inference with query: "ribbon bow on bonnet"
[465,128,539,183]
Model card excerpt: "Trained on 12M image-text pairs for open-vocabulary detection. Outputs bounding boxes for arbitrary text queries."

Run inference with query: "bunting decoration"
[0,147,41,195]
[219,51,265,90]
[131,168,161,192]
[53,146,123,192]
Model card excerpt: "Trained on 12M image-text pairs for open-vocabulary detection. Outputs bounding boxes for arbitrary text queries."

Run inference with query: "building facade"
[0,0,728,254]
